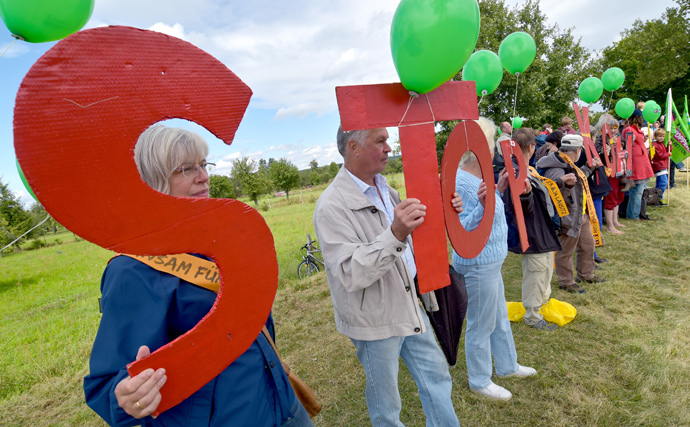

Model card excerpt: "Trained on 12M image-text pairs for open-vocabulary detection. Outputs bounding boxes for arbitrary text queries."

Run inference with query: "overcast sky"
[0,0,678,205]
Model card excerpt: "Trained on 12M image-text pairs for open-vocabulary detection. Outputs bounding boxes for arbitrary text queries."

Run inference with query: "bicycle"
[297,234,324,279]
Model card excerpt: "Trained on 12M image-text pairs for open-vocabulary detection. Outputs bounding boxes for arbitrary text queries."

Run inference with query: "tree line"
[1,179,61,253]
[436,0,689,166]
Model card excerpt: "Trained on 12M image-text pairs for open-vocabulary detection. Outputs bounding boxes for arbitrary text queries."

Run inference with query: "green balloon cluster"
[498,32,536,75]
[512,116,523,130]
[578,77,604,104]
[601,67,625,91]
[643,101,662,123]
[615,98,635,119]
[16,159,37,201]
[462,50,503,96]
[391,0,480,94]
[0,0,93,43]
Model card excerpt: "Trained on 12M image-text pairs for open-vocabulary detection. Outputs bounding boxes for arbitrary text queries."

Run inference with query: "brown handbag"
[261,327,322,418]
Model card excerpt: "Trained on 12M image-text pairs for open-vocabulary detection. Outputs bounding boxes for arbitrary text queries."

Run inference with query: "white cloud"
[148,22,187,40]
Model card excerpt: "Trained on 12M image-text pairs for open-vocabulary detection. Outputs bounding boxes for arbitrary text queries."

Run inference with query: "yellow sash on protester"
[558,153,603,247]
[120,253,220,293]
[528,166,569,217]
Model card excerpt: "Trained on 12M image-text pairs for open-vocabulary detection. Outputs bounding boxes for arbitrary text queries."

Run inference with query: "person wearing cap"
[536,134,605,294]
[621,109,654,220]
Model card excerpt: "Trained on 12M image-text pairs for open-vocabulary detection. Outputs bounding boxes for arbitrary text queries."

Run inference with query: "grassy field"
[1,174,689,426]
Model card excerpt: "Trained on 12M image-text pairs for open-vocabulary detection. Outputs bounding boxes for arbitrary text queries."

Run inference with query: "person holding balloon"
[84,125,313,427]
[621,110,654,221]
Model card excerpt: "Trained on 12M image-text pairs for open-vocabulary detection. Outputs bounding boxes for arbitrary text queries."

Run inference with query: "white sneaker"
[499,365,537,378]
[471,382,512,400]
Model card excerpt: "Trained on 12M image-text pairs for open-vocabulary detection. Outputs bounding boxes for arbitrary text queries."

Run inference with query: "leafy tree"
[0,179,33,251]
[209,174,236,199]
[328,161,339,176]
[435,0,596,167]
[269,158,301,200]
[309,171,321,186]
[28,202,60,234]
[383,157,403,175]
[600,1,690,106]
[230,157,271,206]
[309,159,319,170]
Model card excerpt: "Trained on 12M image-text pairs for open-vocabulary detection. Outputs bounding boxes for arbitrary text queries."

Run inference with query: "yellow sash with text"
[528,166,569,218]
[121,253,220,293]
[558,153,603,247]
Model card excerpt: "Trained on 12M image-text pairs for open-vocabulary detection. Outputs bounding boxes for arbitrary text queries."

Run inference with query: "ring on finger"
[136,401,144,410]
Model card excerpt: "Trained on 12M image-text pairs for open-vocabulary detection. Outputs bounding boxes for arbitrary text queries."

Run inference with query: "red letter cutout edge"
[13,26,277,416]
[600,123,614,171]
[573,103,599,167]
[499,139,529,253]
[336,81,478,293]
[441,120,496,259]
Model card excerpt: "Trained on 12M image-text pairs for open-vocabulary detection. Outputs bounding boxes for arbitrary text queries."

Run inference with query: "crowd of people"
[84,108,679,425]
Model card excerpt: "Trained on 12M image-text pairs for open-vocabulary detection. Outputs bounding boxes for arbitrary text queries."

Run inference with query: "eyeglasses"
[173,162,216,178]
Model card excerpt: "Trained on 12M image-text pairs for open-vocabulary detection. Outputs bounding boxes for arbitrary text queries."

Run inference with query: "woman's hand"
[451,192,464,213]
[114,346,167,419]
[477,181,489,207]
[522,178,532,195]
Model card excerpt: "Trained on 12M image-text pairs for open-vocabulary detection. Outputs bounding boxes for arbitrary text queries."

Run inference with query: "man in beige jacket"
[313,126,461,427]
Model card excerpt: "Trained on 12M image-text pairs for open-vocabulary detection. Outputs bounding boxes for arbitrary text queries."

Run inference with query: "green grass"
[1,176,689,426]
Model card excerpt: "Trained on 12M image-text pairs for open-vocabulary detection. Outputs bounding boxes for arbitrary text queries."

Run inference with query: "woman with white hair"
[84,125,313,427]
[452,118,536,401]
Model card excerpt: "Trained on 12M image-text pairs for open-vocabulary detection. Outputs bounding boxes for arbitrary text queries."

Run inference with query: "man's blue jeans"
[454,261,519,390]
[350,310,460,427]
[626,181,647,219]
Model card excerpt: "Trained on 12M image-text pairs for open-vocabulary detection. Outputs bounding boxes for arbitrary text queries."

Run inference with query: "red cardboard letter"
[14,26,277,415]
[441,120,496,259]
[499,138,529,253]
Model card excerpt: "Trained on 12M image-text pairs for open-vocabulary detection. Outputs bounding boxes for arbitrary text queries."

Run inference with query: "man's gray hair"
[337,125,369,158]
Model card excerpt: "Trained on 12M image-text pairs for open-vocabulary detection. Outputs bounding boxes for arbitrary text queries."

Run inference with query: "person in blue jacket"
[83,125,312,427]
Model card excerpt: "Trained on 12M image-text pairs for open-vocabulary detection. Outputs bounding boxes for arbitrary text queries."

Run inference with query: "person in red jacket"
[651,128,671,203]
[621,109,654,220]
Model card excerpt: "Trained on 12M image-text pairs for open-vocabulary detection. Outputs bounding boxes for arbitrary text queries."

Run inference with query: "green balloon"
[615,98,635,119]
[512,117,523,130]
[391,0,480,94]
[498,32,536,75]
[601,67,625,91]
[0,0,93,43]
[578,77,604,104]
[643,101,662,123]
[16,159,38,201]
[462,50,503,96]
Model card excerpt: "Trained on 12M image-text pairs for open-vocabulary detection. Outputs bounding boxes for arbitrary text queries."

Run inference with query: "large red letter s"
[14,26,276,415]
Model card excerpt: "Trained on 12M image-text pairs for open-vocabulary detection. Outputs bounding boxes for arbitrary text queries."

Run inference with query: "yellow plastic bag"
[539,298,577,326]
[506,301,526,322]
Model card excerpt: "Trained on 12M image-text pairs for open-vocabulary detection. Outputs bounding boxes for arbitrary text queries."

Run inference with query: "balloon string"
[0,37,19,59]
[510,72,520,140]
[478,94,484,105]
[397,93,437,128]
[606,91,614,114]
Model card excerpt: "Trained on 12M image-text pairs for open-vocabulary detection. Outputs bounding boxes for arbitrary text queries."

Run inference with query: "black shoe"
[560,283,586,293]
[639,214,651,220]
[594,256,608,264]
[576,275,606,284]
